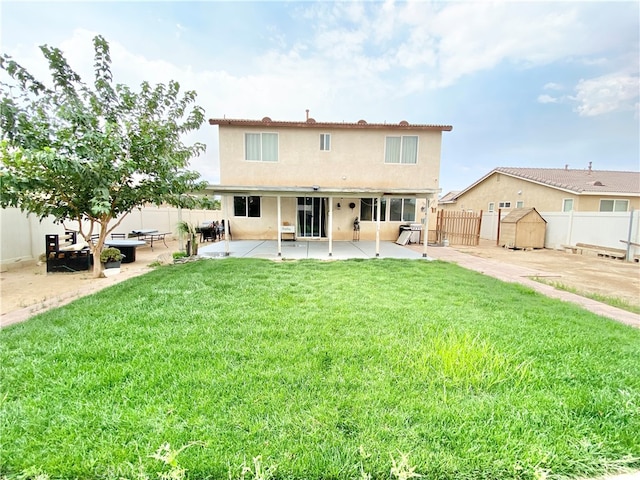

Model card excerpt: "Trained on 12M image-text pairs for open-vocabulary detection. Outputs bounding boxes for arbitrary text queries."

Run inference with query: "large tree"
[0,35,208,277]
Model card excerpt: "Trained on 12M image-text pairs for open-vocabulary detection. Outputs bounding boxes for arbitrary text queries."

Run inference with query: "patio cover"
[202,184,440,258]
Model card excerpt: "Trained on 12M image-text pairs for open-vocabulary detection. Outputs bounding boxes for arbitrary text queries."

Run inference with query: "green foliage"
[0,35,207,276]
[1,259,639,478]
[99,247,123,263]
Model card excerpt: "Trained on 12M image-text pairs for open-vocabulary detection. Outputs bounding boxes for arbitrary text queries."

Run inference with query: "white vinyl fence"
[481,209,640,260]
[0,206,222,270]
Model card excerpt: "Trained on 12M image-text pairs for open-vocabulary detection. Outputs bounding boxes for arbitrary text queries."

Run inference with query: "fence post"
[625,208,635,262]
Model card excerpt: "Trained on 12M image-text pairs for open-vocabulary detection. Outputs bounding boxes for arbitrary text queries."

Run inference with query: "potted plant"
[100,247,124,269]
[176,221,198,256]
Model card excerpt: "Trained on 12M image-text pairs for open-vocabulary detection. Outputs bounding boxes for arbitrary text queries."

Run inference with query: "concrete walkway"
[424,245,640,329]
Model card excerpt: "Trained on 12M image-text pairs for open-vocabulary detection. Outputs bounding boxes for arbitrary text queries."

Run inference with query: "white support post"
[277,195,282,257]
[224,196,230,256]
[328,197,333,257]
[422,196,429,258]
[375,196,381,257]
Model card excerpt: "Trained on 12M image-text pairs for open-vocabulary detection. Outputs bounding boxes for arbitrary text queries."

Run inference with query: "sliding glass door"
[297,197,326,238]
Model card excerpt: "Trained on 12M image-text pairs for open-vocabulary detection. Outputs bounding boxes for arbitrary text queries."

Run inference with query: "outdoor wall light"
[313,185,319,191]
[349,202,356,209]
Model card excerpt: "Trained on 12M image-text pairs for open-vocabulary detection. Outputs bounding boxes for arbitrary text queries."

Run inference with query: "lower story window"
[360,198,387,221]
[234,196,261,217]
[390,198,416,222]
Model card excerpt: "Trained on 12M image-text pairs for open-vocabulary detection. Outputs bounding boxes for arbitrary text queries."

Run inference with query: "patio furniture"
[45,231,91,273]
[103,239,146,263]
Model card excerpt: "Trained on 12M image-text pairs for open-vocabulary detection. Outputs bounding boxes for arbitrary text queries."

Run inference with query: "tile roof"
[495,167,640,194]
[209,117,453,132]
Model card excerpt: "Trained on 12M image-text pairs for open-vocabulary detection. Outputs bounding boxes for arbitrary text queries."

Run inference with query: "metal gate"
[436,210,482,246]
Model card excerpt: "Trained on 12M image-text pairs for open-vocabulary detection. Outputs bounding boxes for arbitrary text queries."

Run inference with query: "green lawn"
[1,259,639,479]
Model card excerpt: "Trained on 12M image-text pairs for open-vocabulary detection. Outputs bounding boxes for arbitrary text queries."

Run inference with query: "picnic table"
[130,229,170,250]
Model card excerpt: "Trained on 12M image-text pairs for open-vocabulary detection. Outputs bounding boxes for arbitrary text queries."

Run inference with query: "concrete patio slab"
[198,240,426,260]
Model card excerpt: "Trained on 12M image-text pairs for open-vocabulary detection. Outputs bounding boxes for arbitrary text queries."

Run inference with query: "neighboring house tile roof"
[452,167,640,200]
[495,167,640,194]
[209,117,453,132]
[439,191,461,203]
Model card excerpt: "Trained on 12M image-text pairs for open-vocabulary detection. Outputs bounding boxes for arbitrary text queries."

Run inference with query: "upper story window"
[245,133,278,162]
[562,199,574,212]
[488,202,495,212]
[385,136,418,164]
[234,196,261,217]
[516,201,524,208]
[499,201,511,208]
[320,134,331,151]
[600,199,629,212]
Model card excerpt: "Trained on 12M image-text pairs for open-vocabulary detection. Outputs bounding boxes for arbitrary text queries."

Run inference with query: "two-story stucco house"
[207,114,452,256]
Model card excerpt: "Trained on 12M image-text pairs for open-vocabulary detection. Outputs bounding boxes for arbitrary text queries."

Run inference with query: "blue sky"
[2,1,639,195]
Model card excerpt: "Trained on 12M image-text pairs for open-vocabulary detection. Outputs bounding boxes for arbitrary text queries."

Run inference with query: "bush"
[100,247,123,263]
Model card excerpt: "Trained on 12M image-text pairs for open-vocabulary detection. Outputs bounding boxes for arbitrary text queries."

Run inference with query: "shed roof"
[501,208,547,223]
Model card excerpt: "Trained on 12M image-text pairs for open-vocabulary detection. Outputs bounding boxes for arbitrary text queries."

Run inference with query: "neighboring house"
[440,166,640,213]
[207,114,452,255]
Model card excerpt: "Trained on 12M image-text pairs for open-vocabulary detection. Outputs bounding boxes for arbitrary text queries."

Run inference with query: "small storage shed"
[499,208,546,249]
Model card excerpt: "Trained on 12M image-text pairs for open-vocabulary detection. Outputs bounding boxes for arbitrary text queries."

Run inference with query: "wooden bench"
[561,243,626,260]
[45,231,91,273]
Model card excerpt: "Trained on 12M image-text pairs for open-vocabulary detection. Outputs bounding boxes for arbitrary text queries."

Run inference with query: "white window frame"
[562,198,574,212]
[244,133,278,162]
[499,201,511,209]
[516,201,524,208]
[360,198,386,222]
[599,199,629,212]
[320,133,331,151]
[389,198,416,222]
[488,202,495,213]
[384,136,419,164]
[233,196,261,217]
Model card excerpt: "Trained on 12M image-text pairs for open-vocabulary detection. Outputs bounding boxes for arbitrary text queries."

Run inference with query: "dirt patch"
[447,240,640,309]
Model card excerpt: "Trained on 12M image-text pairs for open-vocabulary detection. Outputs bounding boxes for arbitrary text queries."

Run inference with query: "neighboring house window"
[234,196,261,217]
[600,199,629,212]
[360,198,387,221]
[320,134,331,151]
[389,198,416,222]
[562,199,574,212]
[516,201,524,208]
[385,136,418,164]
[245,133,278,162]
[488,202,495,212]
[499,201,511,208]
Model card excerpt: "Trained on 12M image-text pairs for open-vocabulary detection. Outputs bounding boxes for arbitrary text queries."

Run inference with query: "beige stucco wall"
[217,124,443,241]
[219,125,443,190]
[221,195,435,242]
[442,172,640,213]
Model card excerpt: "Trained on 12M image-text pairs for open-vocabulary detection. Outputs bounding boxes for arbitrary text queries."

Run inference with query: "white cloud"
[544,82,564,91]
[574,71,640,117]
[537,94,558,104]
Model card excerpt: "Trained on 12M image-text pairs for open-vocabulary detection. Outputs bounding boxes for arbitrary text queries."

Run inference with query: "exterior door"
[297,197,326,238]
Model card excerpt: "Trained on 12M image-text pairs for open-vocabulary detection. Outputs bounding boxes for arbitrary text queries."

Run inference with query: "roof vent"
[399,120,409,126]
[262,116,272,123]
[357,119,367,124]
[589,180,604,186]
[307,117,316,123]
